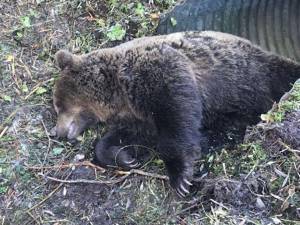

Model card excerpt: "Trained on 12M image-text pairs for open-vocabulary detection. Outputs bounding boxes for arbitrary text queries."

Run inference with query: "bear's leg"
[157,128,202,196]
[158,138,199,197]
[153,96,202,197]
[121,45,203,196]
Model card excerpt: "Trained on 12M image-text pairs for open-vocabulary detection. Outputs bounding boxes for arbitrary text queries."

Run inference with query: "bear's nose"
[67,122,79,140]
[55,125,69,138]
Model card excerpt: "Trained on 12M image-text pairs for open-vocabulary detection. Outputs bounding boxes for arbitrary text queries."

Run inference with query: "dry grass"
[0,1,299,224]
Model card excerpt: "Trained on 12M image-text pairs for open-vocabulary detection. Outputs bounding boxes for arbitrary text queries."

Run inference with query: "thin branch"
[42,173,130,185]
[38,168,168,186]
[41,119,51,169]
[210,199,229,210]
[26,210,41,225]
[25,161,106,173]
[27,182,63,212]
[117,169,169,180]
[0,126,9,138]
[24,78,54,100]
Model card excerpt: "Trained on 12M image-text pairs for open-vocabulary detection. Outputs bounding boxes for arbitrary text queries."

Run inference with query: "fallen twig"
[27,182,63,212]
[37,168,168,186]
[173,198,203,216]
[24,78,53,100]
[25,161,106,173]
[117,169,169,180]
[26,162,168,180]
[0,126,9,138]
[0,108,18,133]
[210,198,229,210]
[26,210,41,225]
[41,119,52,169]
[42,173,130,185]
[279,141,300,160]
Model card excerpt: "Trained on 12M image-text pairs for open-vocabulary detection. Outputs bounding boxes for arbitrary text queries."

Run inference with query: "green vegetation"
[0,0,299,224]
[107,24,126,41]
[261,82,300,122]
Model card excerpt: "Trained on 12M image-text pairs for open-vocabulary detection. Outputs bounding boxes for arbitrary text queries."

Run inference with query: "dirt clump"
[245,111,300,154]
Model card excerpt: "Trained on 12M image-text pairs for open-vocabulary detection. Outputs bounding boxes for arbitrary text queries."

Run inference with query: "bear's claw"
[121,158,141,169]
[175,177,192,197]
[115,149,141,170]
[169,168,193,197]
[183,178,193,186]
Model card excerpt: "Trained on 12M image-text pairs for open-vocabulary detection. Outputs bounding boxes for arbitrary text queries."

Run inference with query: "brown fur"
[52,31,300,196]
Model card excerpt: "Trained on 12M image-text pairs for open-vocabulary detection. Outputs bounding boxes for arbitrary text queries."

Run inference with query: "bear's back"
[117,31,297,127]
[80,31,299,128]
[114,31,253,53]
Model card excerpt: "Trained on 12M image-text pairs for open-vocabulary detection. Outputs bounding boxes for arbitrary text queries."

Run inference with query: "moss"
[1,0,299,224]
[210,142,267,178]
[262,82,300,122]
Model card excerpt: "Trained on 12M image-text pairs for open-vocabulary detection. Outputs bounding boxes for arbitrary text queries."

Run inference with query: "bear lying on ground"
[52,31,300,196]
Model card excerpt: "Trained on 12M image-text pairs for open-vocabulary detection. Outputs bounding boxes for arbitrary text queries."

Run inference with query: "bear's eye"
[79,111,97,125]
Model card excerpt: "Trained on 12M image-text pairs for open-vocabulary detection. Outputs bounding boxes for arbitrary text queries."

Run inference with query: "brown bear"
[52,31,300,196]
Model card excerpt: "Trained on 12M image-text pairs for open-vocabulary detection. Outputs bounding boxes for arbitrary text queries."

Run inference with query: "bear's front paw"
[169,170,193,197]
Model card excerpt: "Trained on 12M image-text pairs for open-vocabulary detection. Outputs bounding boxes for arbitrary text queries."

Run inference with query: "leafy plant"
[107,24,126,41]
[20,16,31,28]
[21,83,29,93]
[35,87,47,95]
[96,18,106,28]
[2,95,12,102]
[170,17,177,26]
[135,3,145,16]
[261,82,300,122]
[52,147,64,156]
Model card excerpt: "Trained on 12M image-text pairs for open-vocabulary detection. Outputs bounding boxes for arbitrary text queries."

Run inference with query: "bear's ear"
[55,50,78,71]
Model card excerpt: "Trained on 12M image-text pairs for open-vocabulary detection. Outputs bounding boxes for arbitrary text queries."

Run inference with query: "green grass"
[262,82,300,122]
[0,0,299,224]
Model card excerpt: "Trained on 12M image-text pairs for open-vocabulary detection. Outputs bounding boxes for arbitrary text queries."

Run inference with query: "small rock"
[272,217,281,224]
[62,186,67,196]
[43,210,55,216]
[74,154,85,162]
[256,197,266,209]
[37,143,44,148]
[49,126,56,136]
[62,199,70,207]
[125,198,131,210]
[76,135,83,141]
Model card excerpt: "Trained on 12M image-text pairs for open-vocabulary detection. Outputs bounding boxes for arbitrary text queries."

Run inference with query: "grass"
[261,82,300,122]
[0,0,300,224]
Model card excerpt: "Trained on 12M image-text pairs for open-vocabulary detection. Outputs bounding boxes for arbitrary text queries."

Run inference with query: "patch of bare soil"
[246,111,300,154]
[45,167,128,225]
[1,0,299,224]
[201,175,268,209]
[244,108,300,222]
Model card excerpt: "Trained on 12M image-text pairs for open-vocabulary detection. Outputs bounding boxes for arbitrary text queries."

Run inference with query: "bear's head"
[51,50,99,140]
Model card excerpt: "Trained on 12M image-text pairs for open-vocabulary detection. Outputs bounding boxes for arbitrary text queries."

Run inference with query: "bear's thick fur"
[52,31,300,196]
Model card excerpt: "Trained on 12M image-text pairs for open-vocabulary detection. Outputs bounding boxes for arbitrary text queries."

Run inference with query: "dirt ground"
[0,1,299,225]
